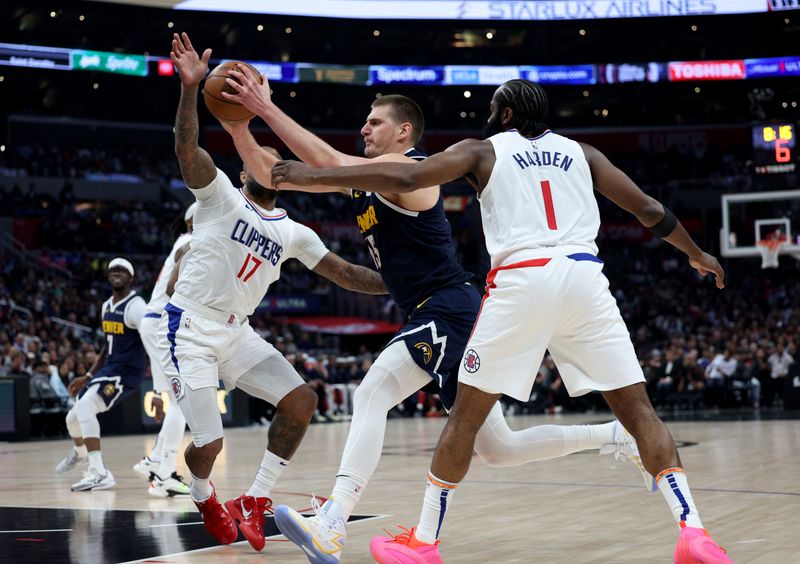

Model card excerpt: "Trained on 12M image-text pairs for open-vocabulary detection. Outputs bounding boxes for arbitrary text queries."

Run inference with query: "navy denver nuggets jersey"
[351,148,471,317]
[101,293,147,379]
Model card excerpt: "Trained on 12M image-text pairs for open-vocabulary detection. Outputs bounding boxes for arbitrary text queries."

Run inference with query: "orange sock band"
[655,466,684,484]
[427,472,458,489]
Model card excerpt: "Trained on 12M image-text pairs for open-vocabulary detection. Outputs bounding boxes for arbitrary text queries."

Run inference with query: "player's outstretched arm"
[220,120,347,194]
[171,32,217,189]
[581,142,725,289]
[312,252,388,295]
[222,64,369,168]
[272,139,486,193]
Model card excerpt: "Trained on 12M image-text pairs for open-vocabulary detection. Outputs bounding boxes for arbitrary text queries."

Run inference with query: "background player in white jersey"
[272,79,732,564]
[165,32,387,553]
[133,203,196,498]
[223,66,652,564]
[55,258,148,492]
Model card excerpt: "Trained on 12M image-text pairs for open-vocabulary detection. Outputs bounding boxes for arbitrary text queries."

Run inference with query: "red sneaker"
[225,494,273,551]
[674,525,733,564]
[193,483,238,545]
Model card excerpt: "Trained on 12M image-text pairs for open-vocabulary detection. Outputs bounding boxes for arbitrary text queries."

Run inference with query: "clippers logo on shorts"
[415,342,433,364]
[103,383,117,397]
[170,377,184,399]
[464,349,481,373]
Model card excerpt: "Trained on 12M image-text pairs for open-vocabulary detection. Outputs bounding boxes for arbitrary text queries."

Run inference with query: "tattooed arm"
[312,252,387,295]
[171,32,216,189]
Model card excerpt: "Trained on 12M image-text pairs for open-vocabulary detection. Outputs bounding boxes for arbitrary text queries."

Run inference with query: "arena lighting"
[169,0,784,20]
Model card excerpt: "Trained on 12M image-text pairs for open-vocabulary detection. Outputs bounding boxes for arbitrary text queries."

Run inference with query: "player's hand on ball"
[271,160,314,187]
[689,252,725,289]
[170,32,212,88]
[222,63,273,115]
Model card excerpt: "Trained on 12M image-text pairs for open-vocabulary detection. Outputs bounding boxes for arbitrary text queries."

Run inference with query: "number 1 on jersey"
[237,253,263,282]
[540,180,558,230]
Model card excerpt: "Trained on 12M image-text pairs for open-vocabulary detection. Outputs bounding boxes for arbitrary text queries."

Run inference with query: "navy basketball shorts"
[388,283,482,410]
[78,366,142,409]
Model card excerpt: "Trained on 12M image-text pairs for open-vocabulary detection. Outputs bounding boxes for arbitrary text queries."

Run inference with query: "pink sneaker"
[370,526,443,564]
[674,526,732,564]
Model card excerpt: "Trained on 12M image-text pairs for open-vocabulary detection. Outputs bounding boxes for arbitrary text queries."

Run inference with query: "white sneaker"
[71,469,116,492]
[274,498,347,563]
[600,420,658,492]
[148,473,191,497]
[132,456,159,481]
[56,450,87,475]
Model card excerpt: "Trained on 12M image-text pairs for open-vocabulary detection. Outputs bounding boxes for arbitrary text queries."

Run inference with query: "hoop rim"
[757,236,787,251]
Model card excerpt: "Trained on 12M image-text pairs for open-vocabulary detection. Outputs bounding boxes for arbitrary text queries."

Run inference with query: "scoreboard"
[752,124,796,174]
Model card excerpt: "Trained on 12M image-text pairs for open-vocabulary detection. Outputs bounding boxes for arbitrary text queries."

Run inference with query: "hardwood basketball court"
[1,411,797,563]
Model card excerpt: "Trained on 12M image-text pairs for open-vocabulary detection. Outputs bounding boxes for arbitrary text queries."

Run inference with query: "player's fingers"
[182,32,194,52]
[169,51,178,64]
[235,63,252,80]
[224,77,243,92]
[201,48,212,64]
[174,34,186,54]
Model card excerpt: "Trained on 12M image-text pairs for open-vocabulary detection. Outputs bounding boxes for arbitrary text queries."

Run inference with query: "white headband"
[108,257,134,277]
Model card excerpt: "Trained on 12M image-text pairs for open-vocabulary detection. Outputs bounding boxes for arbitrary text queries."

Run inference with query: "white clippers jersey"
[172,169,329,319]
[480,130,600,268]
[147,232,192,313]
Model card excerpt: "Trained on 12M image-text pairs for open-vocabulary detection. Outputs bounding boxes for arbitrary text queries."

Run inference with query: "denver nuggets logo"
[463,349,481,373]
[171,377,182,398]
[102,383,116,397]
[415,342,433,365]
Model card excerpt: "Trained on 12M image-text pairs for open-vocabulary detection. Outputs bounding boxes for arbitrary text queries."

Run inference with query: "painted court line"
[0,528,73,533]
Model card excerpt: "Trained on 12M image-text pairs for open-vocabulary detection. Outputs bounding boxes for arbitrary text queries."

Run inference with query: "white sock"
[329,469,367,521]
[656,467,703,528]
[148,432,163,462]
[75,444,88,458]
[157,448,178,480]
[88,451,105,473]
[246,449,289,498]
[415,471,457,544]
[190,471,212,501]
[154,401,186,474]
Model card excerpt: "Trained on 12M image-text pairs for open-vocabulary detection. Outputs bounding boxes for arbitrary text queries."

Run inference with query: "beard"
[483,113,504,138]
[245,178,278,202]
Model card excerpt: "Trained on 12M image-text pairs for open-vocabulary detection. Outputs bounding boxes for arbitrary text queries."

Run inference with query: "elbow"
[638,198,664,227]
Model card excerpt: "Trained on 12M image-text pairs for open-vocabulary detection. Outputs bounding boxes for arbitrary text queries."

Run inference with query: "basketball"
[201,61,262,122]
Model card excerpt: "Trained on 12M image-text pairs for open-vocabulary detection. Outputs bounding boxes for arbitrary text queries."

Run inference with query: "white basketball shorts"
[157,301,299,400]
[458,254,644,401]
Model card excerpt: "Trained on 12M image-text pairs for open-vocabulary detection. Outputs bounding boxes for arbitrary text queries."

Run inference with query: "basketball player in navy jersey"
[56,258,148,491]
[273,79,731,564]
[224,67,650,563]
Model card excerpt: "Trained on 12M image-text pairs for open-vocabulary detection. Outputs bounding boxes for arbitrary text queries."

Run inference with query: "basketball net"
[756,236,786,269]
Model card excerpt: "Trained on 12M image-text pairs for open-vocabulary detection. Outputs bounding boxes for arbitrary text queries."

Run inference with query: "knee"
[193,437,223,458]
[278,384,317,421]
[474,437,506,467]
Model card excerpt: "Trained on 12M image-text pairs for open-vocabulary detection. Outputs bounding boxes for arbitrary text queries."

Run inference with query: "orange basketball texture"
[202,61,263,122]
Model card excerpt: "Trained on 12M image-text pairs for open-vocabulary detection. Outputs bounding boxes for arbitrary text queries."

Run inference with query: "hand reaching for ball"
[170,32,211,88]
[221,63,273,116]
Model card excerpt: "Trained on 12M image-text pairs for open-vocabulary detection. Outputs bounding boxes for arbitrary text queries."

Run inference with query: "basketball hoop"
[756,236,786,269]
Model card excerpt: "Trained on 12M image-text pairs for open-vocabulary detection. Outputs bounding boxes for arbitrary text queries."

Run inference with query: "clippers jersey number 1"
[539,180,558,230]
